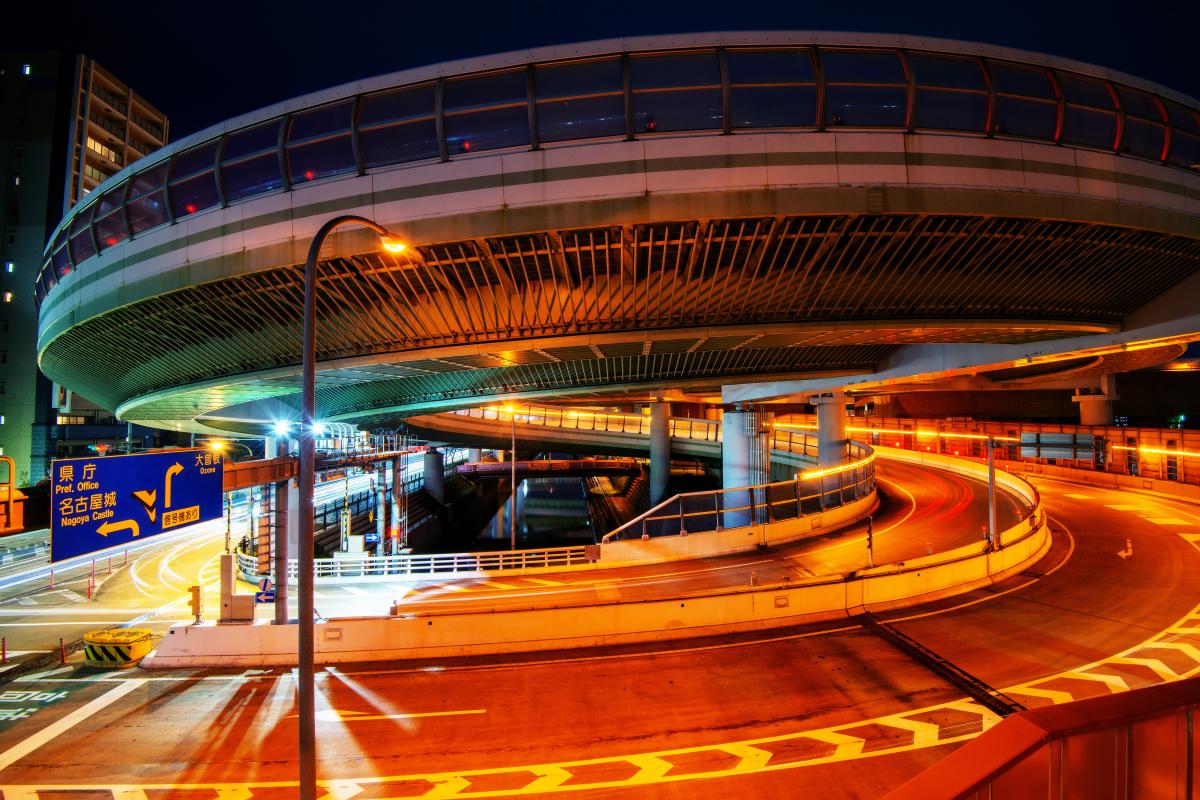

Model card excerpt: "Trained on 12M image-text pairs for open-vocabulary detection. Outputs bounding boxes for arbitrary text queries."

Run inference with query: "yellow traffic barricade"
[82,629,153,669]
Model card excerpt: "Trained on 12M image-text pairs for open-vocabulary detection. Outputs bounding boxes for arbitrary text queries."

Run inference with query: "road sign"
[51,449,223,563]
[254,577,275,603]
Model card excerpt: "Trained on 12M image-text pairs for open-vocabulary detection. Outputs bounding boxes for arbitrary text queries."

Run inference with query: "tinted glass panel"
[727,50,815,84]
[825,86,906,126]
[35,281,46,304]
[989,62,1055,99]
[1168,130,1200,167]
[52,244,71,278]
[631,52,720,88]
[536,59,621,99]
[170,172,220,217]
[1123,118,1165,159]
[94,184,127,217]
[731,85,817,127]
[445,106,530,153]
[359,84,435,126]
[94,206,128,249]
[288,101,353,142]
[1063,107,1117,148]
[222,154,283,201]
[633,88,722,132]
[128,163,167,199]
[172,141,219,179]
[995,97,1058,139]
[1165,101,1200,133]
[909,54,984,89]
[820,50,904,84]
[289,136,355,182]
[360,119,440,166]
[69,228,96,264]
[538,95,625,141]
[1057,73,1114,108]
[915,88,987,131]
[1116,86,1162,120]
[128,192,167,234]
[444,71,526,111]
[40,268,55,294]
[224,120,281,160]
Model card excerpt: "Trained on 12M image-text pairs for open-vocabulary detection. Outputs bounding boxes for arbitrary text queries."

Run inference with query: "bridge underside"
[37,212,1200,433]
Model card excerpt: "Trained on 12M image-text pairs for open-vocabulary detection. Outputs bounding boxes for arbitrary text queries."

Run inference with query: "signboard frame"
[50,448,224,563]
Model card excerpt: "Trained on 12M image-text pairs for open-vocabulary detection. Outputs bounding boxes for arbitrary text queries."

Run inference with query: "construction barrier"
[83,629,153,669]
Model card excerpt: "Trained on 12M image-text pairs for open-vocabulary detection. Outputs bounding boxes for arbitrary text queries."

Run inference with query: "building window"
[4,262,12,273]
[0,415,5,425]
[12,176,19,186]
[86,137,122,166]
[22,65,31,76]
[56,415,86,425]
[2,292,11,303]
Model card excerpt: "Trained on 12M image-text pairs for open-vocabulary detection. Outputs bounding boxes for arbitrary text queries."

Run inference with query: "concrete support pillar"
[1074,374,1118,426]
[812,391,849,467]
[468,448,482,463]
[272,437,290,625]
[721,405,773,527]
[423,448,445,505]
[649,402,671,505]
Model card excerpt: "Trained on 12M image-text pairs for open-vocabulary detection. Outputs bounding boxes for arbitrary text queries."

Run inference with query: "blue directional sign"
[51,449,223,563]
[255,577,275,604]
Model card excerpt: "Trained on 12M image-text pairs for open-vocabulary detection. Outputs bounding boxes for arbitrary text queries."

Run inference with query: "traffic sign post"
[255,577,276,604]
[50,449,224,563]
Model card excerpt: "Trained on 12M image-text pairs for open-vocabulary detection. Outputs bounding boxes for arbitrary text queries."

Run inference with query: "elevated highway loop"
[0,474,1195,797]
[33,34,1200,437]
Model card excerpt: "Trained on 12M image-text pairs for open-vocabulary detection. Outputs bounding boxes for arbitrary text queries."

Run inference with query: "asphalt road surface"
[0,469,1193,798]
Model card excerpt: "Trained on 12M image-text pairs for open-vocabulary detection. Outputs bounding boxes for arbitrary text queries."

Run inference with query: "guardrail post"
[714,492,722,531]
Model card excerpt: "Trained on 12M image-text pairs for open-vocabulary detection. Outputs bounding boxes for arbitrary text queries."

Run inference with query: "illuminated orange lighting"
[1113,445,1200,458]
[797,453,876,480]
[381,237,408,254]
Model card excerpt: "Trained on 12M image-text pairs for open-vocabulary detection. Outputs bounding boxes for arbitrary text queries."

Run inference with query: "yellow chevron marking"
[625,753,674,783]
[1006,685,1076,704]
[519,764,574,793]
[1059,671,1128,692]
[1108,656,1179,682]
[803,728,867,758]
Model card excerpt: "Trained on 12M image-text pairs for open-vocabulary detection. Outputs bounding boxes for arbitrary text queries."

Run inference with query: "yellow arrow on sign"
[132,489,157,523]
[165,462,184,509]
[97,519,140,538]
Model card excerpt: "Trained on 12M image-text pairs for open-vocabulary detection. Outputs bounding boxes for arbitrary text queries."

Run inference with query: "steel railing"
[236,542,590,582]
[603,441,875,541]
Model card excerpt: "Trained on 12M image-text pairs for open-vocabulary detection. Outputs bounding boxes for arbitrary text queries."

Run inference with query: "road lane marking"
[523,578,565,586]
[299,708,486,723]
[1146,517,1190,525]
[0,677,143,772]
[9,599,1200,796]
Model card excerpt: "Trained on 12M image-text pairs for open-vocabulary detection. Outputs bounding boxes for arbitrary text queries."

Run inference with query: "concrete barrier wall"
[1002,459,1200,504]
[147,454,1048,668]
[600,491,878,566]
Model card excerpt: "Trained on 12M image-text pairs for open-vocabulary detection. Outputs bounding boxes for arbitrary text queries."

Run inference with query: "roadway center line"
[0,677,144,772]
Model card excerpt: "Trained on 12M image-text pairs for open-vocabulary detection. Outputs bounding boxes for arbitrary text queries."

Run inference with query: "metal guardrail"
[236,543,591,582]
[603,441,875,541]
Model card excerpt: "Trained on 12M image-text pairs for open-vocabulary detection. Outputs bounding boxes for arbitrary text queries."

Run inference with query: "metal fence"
[603,441,875,541]
[236,543,590,582]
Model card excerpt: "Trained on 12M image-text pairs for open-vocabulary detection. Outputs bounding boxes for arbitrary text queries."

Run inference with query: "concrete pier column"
[649,402,671,505]
[1074,374,1118,426]
[423,448,445,505]
[272,437,290,624]
[468,448,482,463]
[812,391,849,467]
[721,405,773,527]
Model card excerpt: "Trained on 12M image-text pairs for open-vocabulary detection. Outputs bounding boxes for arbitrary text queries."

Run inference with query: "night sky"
[12,0,1200,139]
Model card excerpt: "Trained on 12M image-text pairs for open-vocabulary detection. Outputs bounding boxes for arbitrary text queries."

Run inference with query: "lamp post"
[300,215,405,800]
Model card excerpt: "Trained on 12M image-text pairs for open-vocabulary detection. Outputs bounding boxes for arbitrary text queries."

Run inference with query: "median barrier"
[84,629,153,669]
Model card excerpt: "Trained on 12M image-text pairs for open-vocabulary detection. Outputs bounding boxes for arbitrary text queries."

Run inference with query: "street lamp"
[300,215,406,800]
[505,405,517,550]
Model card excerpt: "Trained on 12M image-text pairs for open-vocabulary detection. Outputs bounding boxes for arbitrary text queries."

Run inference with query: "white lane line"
[342,586,370,596]
[0,678,144,772]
